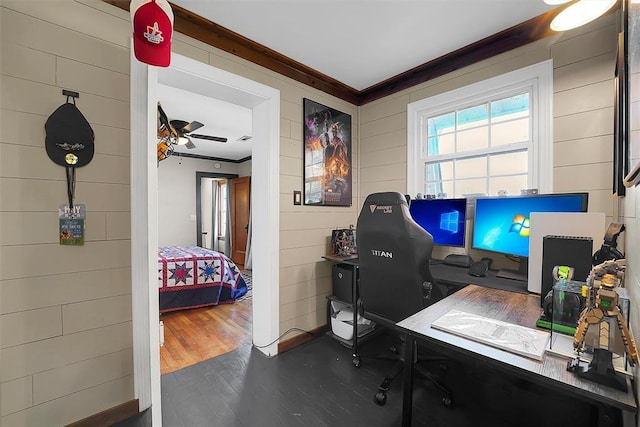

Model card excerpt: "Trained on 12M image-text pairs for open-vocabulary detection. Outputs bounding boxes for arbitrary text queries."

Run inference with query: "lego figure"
[568,259,638,390]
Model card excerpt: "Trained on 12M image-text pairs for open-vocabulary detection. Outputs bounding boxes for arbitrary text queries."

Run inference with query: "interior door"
[231,176,251,265]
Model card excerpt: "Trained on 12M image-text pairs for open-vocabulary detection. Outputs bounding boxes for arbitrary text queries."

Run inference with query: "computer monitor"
[472,193,589,281]
[409,198,467,247]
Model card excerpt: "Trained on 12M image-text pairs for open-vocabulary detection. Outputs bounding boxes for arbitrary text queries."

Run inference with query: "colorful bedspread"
[158,245,248,313]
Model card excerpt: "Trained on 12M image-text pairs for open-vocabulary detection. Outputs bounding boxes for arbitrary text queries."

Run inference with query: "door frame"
[196,172,238,248]
[130,52,280,424]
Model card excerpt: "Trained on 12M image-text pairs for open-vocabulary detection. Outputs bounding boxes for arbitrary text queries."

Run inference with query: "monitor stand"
[496,257,528,282]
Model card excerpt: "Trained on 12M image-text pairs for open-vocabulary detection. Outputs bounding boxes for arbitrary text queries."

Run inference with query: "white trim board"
[527,212,605,294]
[131,52,280,425]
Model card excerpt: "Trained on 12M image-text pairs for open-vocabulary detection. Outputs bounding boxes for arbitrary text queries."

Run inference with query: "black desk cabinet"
[332,263,355,303]
[323,256,368,352]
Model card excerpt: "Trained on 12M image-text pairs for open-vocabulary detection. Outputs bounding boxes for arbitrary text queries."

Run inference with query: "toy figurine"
[336,230,352,256]
[568,259,638,391]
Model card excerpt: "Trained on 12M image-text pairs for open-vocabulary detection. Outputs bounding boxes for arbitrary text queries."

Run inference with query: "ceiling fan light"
[176,136,190,145]
[550,0,618,32]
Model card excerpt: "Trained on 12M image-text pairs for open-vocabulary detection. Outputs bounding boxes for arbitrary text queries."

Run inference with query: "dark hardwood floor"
[117,331,603,427]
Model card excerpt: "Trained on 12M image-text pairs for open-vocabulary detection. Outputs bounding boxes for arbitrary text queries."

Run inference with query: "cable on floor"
[254,327,316,348]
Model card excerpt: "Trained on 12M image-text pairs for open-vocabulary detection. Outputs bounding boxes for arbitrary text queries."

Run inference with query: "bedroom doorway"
[157,171,251,375]
[130,52,280,421]
[196,172,239,250]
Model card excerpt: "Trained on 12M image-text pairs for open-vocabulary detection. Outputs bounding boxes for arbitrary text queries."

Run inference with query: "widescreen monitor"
[471,193,588,281]
[409,198,467,247]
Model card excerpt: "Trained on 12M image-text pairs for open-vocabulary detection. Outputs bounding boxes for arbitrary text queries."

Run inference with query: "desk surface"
[397,285,637,413]
[323,255,531,294]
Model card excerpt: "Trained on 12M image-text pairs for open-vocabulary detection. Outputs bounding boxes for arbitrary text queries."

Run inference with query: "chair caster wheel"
[374,391,387,406]
[353,357,361,367]
[442,396,452,407]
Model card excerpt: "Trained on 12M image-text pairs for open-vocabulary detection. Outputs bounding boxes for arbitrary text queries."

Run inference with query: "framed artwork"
[623,0,640,187]
[613,32,627,196]
[303,98,352,206]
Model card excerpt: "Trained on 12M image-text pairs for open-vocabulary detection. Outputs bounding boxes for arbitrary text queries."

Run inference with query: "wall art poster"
[303,98,352,206]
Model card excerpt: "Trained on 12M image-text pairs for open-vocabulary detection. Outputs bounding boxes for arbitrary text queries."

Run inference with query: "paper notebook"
[431,309,550,361]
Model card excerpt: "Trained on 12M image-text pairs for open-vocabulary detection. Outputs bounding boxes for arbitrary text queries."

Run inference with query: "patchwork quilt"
[158,245,247,313]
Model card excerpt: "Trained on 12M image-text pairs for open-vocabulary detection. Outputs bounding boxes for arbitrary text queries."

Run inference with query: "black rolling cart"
[322,255,377,365]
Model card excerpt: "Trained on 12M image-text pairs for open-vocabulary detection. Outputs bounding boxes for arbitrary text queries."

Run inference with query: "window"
[218,180,228,239]
[407,60,553,198]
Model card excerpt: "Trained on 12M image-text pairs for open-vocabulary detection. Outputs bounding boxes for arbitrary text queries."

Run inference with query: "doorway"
[130,52,280,422]
[230,176,251,266]
[196,172,239,250]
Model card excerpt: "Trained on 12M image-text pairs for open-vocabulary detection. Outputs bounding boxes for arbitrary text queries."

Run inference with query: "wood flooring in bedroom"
[160,295,252,374]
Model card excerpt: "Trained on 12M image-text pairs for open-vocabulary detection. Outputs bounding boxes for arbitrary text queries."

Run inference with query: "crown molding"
[170,151,251,164]
[105,1,561,106]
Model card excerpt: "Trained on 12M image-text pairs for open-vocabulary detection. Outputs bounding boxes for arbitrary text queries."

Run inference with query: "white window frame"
[407,60,553,197]
[217,180,228,240]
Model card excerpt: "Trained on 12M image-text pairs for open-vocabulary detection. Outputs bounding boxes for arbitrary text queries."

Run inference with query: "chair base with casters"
[355,325,452,407]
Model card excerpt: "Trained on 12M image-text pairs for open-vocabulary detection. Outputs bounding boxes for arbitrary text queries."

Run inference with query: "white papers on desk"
[431,309,550,361]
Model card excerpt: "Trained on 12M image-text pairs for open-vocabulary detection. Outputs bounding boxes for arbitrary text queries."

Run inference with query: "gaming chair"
[356,191,451,406]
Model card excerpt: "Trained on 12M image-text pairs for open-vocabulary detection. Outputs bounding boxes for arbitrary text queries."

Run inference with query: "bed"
[158,245,248,313]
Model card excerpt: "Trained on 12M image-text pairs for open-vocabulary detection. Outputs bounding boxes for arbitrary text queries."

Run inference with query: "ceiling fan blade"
[182,121,204,134]
[190,133,228,143]
[185,137,197,149]
[170,119,189,132]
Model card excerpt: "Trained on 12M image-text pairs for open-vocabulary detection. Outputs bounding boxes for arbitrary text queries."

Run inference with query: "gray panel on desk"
[429,263,530,294]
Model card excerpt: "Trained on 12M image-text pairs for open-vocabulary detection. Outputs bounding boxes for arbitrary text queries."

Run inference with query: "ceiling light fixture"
[176,136,190,145]
[548,0,618,32]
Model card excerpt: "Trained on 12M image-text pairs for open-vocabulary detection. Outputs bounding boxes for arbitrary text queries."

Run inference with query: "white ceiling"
[159,0,558,160]
[157,83,253,160]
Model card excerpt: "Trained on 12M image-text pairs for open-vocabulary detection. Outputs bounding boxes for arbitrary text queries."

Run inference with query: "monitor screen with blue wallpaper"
[472,193,588,258]
[409,198,467,247]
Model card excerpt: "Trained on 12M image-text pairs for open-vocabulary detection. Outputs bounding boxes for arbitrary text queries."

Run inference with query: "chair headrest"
[362,191,408,208]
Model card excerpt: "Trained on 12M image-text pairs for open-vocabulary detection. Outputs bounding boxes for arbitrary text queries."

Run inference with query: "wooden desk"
[397,285,637,427]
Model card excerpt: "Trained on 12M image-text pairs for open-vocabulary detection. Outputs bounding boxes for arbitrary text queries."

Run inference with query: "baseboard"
[278,325,329,354]
[65,399,139,427]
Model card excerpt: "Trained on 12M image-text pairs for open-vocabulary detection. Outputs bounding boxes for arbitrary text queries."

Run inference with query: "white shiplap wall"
[0,2,134,425]
[0,1,358,424]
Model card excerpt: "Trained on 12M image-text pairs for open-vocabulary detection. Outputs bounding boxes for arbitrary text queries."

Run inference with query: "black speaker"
[332,264,355,303]
[540,236,592,307]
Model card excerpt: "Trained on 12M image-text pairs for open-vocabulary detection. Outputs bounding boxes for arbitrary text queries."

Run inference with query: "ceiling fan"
[170,119,228,149]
